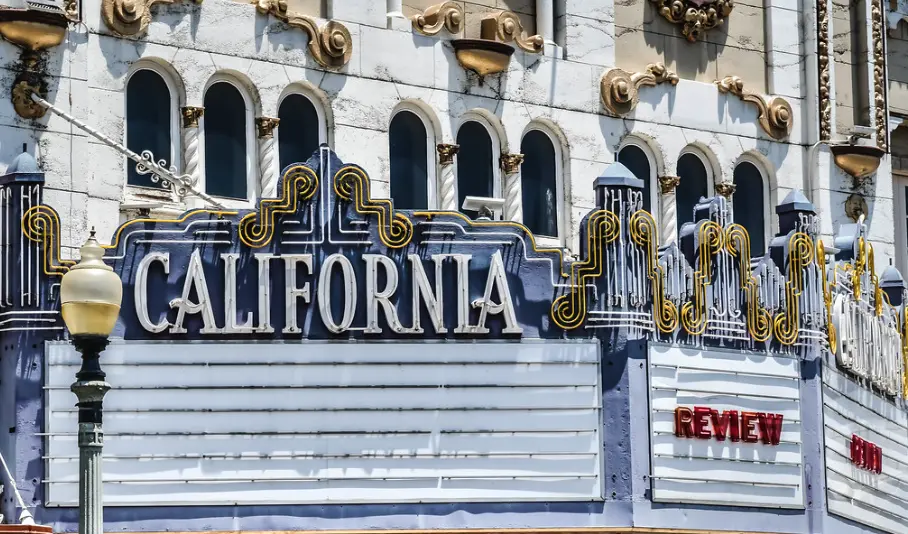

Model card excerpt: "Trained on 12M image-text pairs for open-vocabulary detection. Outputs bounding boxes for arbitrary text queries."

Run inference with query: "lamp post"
[59,230,122,534]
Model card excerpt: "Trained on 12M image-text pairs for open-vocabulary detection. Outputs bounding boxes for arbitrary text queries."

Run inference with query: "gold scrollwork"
[22,205,76,276]
[871,0,887,151]
[716,75,793,140]
[774,232,814,345]
[551,210,621,330]
[411,1,463,36]
[600,63,679,116]
[817,0,831,140]
[651,0,734,42]
[334,166,414,249]
[238,165,319,248]
[102,0,200,37]
[817,240,837,352]
[680,221,724,336]
[726,224,772,342]
[255,0,352,68]
[630,210,678,332]
[481,11,543,53]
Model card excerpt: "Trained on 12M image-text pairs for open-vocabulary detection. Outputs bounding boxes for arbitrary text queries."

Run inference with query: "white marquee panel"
[45,341,602,506]
[823,368,908,534]
[648,344,804,509]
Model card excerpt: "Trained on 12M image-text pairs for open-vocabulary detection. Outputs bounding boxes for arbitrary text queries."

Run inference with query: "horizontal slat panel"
[824,369,908,427]
[827,471,908,521]
[46,341,602,506]
[823,409,908,466]
[829,487,908,534]
[826,450,908,503]
[649,345,803,509]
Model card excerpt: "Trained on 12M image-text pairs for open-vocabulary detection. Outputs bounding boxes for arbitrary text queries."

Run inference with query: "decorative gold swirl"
[481,11,543,53]
[726,224,772,342]
[630,210,678,332]
[238,165,319,248]
[774,232,815,345]
[255,0,352,68]
[22,205,76,276]
[817,240,837,351]
[334,166,414,249]
[551,210,621,330]
[680,221,724,336]
[411,1,463,35]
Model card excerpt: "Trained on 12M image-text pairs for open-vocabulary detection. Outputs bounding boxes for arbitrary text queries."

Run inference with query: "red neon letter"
[675,407,694,438]
[875,445,883,474]
[711,410,730,441]
[693,406,712,439]
[741,412,759,443]
[728,410,740,442]
[851,435,863,466]
[758,413,784,445]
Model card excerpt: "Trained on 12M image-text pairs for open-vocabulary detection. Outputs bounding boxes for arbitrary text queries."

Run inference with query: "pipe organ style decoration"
[600,63,679,116]
[101,0,200,37]
[411,1,463,36]
[716,75,794,140]
[650,0,734,42]
[253,0,352,68]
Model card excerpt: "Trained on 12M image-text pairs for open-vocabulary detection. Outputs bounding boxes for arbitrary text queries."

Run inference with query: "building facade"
[0,0,907,533]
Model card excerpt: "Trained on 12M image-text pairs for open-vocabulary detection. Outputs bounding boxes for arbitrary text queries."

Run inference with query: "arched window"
[733,161,766,255]
[389,110,429,209]
[278,93,320,170]
[617,144,653,213]
[676,152,709,230]
[521,130,559,237]
[204,82,248,200]
[456,121,495,218]
[126,69,172,188]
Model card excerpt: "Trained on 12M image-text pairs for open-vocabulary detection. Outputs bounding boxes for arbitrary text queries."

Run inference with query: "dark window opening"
[617,144,653,213]
[126,70,171,189]
[278,94,321,171]
[676,153,709,231]
[733,161,766,255]
[389,111,429,209]
[204,82,248,199]
[456,121,494,219]
[521,130,559,237]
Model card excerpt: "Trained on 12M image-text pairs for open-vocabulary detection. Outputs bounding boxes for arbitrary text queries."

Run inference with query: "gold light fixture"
[830,144,885,184]
[60,229,122,337]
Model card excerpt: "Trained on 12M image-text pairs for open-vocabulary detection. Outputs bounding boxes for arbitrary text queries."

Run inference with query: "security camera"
[461,196,505,220]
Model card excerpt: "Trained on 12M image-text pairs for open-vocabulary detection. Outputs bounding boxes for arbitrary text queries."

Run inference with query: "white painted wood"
[648,345,804,509]
[44,341,602,506]
[823,366,908,534]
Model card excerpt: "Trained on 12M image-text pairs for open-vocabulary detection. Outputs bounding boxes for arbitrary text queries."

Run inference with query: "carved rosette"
[255,0,352,68]
[411,1,463,36]
[102,0,201,37]
[601,63,679,116]
[871,0,887,150]
[651,0,734,42]
[716,75,793,140]
[481,11,543,53]
[817,0,831,140]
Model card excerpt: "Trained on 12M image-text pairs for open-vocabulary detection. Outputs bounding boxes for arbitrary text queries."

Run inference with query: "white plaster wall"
[0,0,891,266]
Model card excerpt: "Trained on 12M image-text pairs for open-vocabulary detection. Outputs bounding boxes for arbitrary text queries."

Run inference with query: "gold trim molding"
[481,11,543,53]
[871,0,888,151]
[600,63,679,116]
[716,75,793,140]
[650,0,734,42]
[411,1,463,36]
[817,0,831,140]
[101,0,200,37]
[135,528,790,534]
[254,0,352,69]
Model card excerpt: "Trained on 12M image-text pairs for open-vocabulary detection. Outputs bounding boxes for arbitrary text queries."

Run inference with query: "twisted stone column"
[437,143,459,210]
[256,117,280,198]
[659,175,680,245]
[181,106,204,207]
[500,153,524,222]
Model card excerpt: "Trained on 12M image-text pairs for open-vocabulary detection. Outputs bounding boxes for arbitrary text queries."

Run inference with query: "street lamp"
[60,229,122,534]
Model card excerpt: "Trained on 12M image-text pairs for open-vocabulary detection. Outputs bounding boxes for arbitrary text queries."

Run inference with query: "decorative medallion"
[600,62,679,116]
[436,143,459,165]
[481,11,543,53]
[650,0,734,42]
[11,78,46,119]
[411,1,462,36]
[101,0,200,37]
[254,0,352,69]
[716,75,793,140]
[181,106,204,128]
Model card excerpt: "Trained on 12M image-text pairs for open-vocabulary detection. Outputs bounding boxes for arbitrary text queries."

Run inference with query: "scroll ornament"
[101,0,201,37]
[411,1,463,36]
[600,63,679,116]
[481,11,543,53]
[716,76,793,140]
[254,0,352,68]
[651,0,735,42]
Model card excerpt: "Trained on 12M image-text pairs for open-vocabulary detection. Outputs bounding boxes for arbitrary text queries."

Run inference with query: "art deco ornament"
[716,75,793,140]
[830,144,885,183]
[651,0,734,42]
[102,0,201,37]
[411,1,462,35]
[481,11,543,53]
[600,63,679,116]
[254,0,352,68]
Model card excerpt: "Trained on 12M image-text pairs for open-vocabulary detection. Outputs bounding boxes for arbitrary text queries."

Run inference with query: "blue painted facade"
[0,147,903,533]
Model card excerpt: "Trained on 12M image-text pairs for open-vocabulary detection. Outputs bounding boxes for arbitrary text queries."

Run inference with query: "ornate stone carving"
[500,153,524,174]
[871,0,887,151]
[101,0,200,38]
[411,1,463,36]
[255,0,352,69]
[11,79,46,119]
[845,193,868,222]
[650,0,734,42]
[481,11,543,53]
[255,116,280,138]
[601,63,679,116]
[500,154,524,222]
[817,0,831,140]
[658,175,680,194]
[716,75,793,140]
[715,181,736,198]
[180,106,203,128]
[436,143,459,165]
